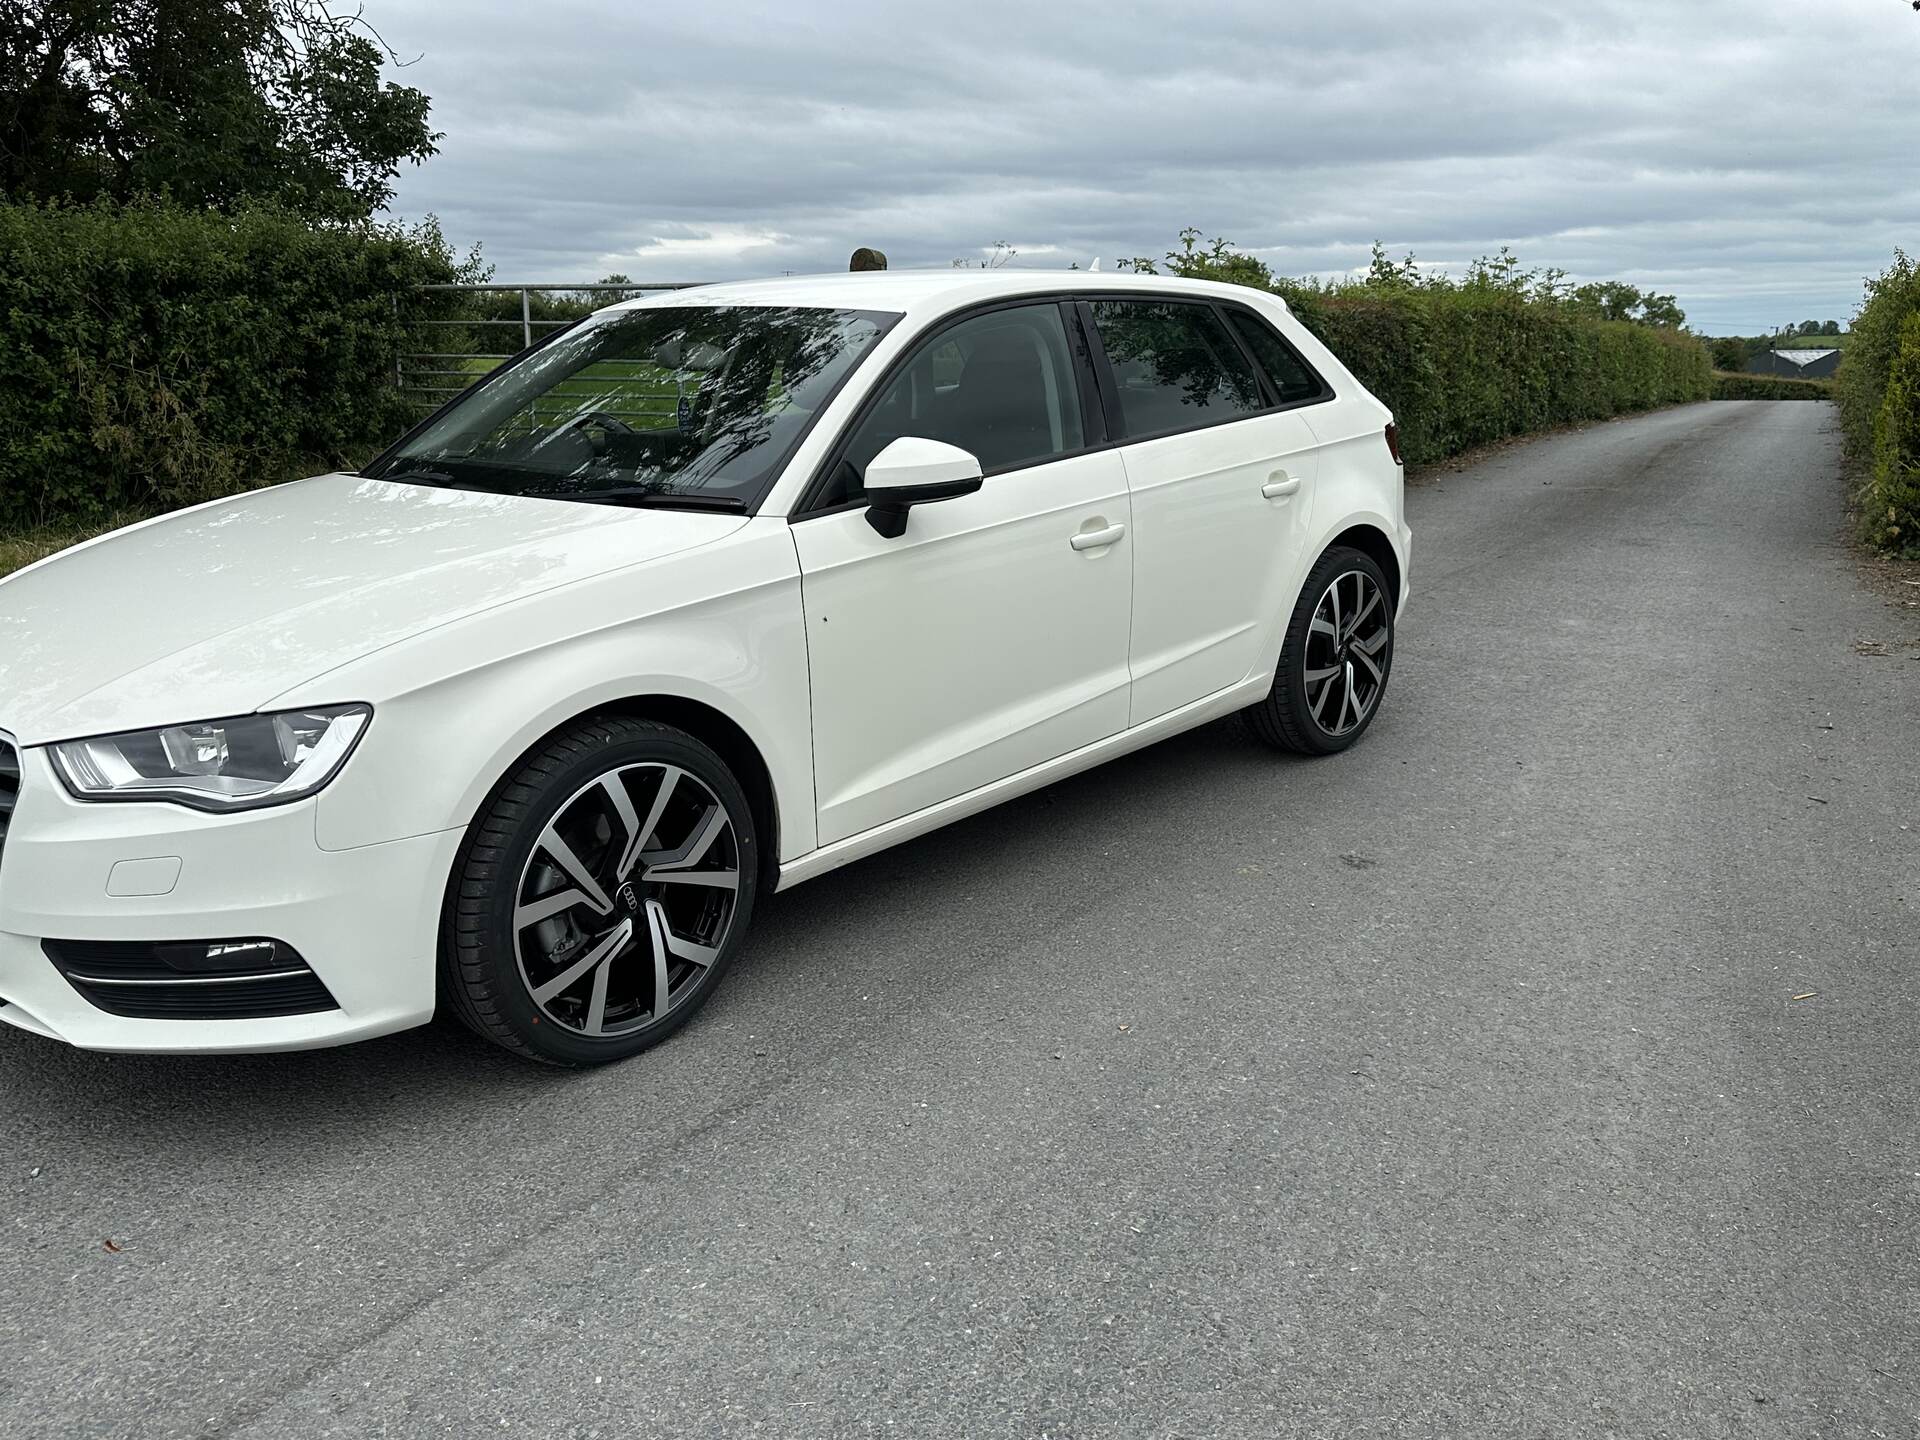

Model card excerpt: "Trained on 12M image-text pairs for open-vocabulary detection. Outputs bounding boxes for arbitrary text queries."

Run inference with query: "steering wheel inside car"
[558,409,639,457]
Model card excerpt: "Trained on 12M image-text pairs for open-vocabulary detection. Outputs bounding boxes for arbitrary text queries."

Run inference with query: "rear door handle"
[1262,474,1302,500]
[1070,523,1126,552]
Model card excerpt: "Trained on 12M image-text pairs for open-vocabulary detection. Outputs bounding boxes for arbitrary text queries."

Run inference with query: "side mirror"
[862,437,984,538]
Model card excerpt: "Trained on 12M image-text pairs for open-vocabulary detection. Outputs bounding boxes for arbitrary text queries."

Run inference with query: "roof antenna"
[1088,257,1102,272]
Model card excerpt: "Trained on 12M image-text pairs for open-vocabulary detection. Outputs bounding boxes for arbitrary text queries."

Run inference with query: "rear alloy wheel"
[1244,545,1394,755]
[442,717,757,1065]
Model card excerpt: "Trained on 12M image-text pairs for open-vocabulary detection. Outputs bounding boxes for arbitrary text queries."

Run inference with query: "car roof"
[608,268,1288,320]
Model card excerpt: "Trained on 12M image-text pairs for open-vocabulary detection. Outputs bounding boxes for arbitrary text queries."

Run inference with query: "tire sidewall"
[1282,547,1394,755]
[472,727,758,1066]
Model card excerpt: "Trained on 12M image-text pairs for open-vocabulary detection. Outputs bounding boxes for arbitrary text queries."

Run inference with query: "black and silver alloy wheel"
[1244,543,1395,756]
[514,762,740,1039]
[1302,567,1390,739]
[442,717,758,1065]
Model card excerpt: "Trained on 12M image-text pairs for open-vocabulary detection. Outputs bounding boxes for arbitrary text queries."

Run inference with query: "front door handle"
[1070,523,1126,552]
[1262,473,1302,500]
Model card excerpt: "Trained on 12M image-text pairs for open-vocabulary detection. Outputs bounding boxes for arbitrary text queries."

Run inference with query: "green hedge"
[0,200,469,529]
[1273,286,1712,466]
[1711,371,1835,401]
[1837,252,1920,554]
[1,208,1721,532]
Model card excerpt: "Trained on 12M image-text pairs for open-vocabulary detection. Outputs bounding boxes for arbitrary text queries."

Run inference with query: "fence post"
[521,288,532,351]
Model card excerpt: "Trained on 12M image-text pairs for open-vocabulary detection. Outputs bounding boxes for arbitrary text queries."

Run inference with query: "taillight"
[1384,422,1404,466]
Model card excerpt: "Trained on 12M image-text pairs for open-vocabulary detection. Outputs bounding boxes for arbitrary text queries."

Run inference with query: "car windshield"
[369,304,898,510]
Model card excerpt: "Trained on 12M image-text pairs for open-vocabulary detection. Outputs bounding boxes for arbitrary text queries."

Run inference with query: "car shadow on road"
[0,1001,577,1148]
[0,714,1326,1142]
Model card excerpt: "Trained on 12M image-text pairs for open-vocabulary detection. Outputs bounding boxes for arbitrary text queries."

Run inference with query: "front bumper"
[0,744,460,1053]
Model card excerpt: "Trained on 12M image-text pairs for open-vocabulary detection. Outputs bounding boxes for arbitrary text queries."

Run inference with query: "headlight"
[50,706,371,812]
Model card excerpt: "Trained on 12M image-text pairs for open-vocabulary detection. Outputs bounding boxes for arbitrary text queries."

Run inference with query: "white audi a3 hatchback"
[0,270,1409,1064]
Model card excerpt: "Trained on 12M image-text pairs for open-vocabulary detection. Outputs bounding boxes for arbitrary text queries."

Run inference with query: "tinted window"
[1090,300,1264,437]
[372,305,895,510]
[1228,310,1327,404]
[821,302,1085,508]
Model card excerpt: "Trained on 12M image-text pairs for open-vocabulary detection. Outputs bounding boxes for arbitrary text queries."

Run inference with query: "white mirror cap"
[864,436,984,492]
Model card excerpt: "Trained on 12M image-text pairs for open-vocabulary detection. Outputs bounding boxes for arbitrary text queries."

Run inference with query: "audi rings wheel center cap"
[616,882,642,916]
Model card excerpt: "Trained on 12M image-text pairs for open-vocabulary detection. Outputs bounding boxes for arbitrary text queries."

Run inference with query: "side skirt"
[773,673,1273,892]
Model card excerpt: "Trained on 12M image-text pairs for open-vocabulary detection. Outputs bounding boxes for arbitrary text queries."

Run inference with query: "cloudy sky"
[373,0,1918,334]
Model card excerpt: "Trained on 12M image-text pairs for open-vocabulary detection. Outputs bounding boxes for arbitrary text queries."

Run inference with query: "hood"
[0,474,746,744]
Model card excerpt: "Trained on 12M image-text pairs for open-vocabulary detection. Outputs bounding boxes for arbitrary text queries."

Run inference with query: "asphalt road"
[4,400,1917,1440]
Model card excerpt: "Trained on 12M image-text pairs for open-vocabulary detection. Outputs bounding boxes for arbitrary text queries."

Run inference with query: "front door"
[791,301,1133,847]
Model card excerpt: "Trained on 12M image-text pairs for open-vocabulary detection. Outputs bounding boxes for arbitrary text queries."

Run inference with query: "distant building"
[1746,347,1841,380]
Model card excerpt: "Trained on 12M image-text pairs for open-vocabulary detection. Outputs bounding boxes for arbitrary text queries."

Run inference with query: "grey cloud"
[377,0,1920,331]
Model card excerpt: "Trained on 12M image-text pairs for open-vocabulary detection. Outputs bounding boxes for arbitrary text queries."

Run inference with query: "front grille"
[42,938,339,1021]
[0,737,18,868]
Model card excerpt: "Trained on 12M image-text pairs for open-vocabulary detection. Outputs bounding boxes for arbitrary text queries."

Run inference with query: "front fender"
[282,523,815,859]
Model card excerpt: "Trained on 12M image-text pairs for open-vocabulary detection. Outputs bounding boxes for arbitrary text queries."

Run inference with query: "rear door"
[1085,297,1327,726]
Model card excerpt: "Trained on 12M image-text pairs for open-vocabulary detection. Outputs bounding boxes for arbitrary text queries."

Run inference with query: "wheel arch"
[1254,514,1405,682]
[591,694,782,894]
[455,692,785,898]
[1323,522,1402,608]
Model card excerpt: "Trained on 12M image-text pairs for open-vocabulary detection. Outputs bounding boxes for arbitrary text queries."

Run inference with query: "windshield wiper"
[372,466,747,513]
[377,464,465,487]
[571,490,749,513]
[381,466,536,499]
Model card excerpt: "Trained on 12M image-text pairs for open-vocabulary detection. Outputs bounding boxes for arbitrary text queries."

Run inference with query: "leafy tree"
[0,0,438,221]
[1570,280,1643,323]
[1362,242,1428,291]
[1122,228,1277,288]
[1798,319,1823,336]
[1465,246,1533,294]
[1636,291,1686,329]
[1709,337,1746,371]
[591,273,640,303]
[1821,320,1843,335]
[1568,281,1686,329]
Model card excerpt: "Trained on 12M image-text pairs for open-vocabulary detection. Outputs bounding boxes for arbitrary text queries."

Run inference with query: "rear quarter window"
[1225,309,1332,406]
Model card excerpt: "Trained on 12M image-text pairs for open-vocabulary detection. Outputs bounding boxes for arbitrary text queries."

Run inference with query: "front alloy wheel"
[443,717,757,1065]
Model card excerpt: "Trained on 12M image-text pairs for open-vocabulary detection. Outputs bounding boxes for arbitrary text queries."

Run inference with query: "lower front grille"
[0,737,18,869]
[42,938,340,1021]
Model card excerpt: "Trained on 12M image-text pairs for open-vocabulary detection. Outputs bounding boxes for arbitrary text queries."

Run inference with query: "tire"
[440,716,758,1066]
[1243,545,1395,756]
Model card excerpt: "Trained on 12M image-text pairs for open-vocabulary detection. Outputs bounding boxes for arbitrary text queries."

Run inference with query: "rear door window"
[1088,300,1265,439]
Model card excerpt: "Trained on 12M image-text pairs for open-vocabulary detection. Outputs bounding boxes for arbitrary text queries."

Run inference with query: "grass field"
[1711,333,1849,350]
[413,355,695,430]
[0,514,150,579]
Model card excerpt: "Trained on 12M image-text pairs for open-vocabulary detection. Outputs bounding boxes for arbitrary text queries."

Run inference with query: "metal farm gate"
[396,281,704,412]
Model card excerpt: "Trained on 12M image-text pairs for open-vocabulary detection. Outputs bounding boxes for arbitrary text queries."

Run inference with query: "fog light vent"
[42,938,339,1020]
